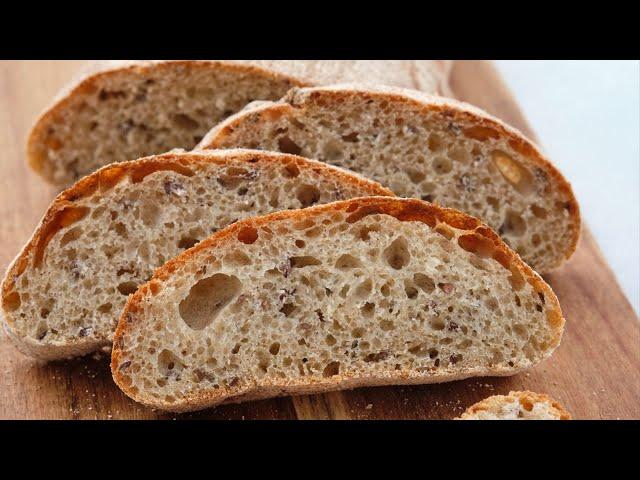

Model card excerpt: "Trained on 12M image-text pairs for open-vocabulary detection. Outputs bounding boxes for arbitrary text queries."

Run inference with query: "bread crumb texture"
[199,85,580,273]
[28,61,449,186]
[458,390,571,419]
[111,197,564,412]
[1,150,391,360]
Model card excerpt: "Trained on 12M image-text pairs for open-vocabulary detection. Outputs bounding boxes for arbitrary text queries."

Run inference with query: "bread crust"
[1,149,393,360]
[111,196,565,412]
[458,390,572,420]
[28,61,451,185]
[198,84,581,273]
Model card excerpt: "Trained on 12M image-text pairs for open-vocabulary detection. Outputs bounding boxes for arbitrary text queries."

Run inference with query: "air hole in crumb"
[428,133,445,151]
[358,225,381,241]
[237,226,258,244]
[323,361,340,377]
[223,250,252,266]
[179,274,241,330]
[384,237,410,270]
[60,226,83,247]
[296,184,321,207]
[404,281,419,299]
[335,254,362,269]
[278,136,302,155]
[406,169,426,184]
[157,349,183,377]
[413,273,435,293]
[295,239,305,248]
[98,303,112,313]
[280,303,297,317]
[380,320,394,331]
[430,318,445,330]
[487,196,500,211]
[433,157,452,174]
[354,279,373,299]
[361,302,375,317]
[341,132,359,142]
[117,282,138,296]
[269,342,280,355]
[178,237,199,249]
[291,256,321,268]
[500,210,527,237]
[531,204,548,219]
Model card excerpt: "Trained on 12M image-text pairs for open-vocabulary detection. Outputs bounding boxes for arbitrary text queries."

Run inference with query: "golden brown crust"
[459,390,572,420]
[1,149,392,360]
[199,84,581,272]
[111,196,564,412]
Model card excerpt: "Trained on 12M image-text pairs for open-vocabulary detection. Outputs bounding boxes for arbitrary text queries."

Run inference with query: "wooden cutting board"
[0,60,638,420]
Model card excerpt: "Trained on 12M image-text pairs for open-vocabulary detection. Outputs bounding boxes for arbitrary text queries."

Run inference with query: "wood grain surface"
[0,60,638,419]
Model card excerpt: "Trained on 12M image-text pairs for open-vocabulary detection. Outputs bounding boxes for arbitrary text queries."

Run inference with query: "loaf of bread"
[28,61,451,186]
[1,150,392,360]
[458,391,571,419]
[197,84,580,273]
[111,197,564,412]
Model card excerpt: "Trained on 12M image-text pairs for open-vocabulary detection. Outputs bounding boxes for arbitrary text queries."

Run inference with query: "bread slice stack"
[458,391,571,420]
[111,197,564,412]
[28,61,451,186]
[3,61,578,416]
[1,150,392,360]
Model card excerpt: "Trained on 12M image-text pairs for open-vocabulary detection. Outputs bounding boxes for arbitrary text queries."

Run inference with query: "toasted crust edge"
[458,390,572,420]
[1,149,393,361]
[198,84,581,273]
[26,60,310,185]
[112,196,565,412]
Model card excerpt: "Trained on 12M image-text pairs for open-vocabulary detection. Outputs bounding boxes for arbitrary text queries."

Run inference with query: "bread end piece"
[458,390,571,420]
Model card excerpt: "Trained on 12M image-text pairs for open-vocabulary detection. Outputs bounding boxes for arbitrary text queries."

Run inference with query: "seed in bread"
[28,61,451,186]
[1,150,392,361]
[457,391,571,419]
[198,84,580,273]
[111,197,564,412]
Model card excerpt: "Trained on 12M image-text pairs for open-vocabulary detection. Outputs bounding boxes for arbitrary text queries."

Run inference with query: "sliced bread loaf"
[28,61,450,186]
[1,150,392,361]
[458,391,571,419]
[111,197,564,412]
[197,84,580,273]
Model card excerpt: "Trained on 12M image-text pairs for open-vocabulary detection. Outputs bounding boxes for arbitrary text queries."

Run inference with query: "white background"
[494,61,639,314]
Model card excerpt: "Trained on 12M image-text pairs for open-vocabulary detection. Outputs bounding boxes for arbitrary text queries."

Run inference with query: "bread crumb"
[365,403,373,410]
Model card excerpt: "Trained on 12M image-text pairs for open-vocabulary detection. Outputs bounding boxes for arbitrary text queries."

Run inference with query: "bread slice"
[458,391,571,419]
[111,197,564,412]
[197,84,580,273]
[1,150,392,361]
[28,60,451,186]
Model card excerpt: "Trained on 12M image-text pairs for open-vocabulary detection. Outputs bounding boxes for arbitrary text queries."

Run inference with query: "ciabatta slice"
[458,391,571,419]
[198,84,580,273]
[111,197,564,412]
[28,61,450,186]
[1,150,391,360]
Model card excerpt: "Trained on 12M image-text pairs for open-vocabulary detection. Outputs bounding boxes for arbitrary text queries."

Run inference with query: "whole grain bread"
[197,84,580,273]
[28,60,451,186]
[111,197,564,412]
[458,391,571,419]
[1,149,392,361]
